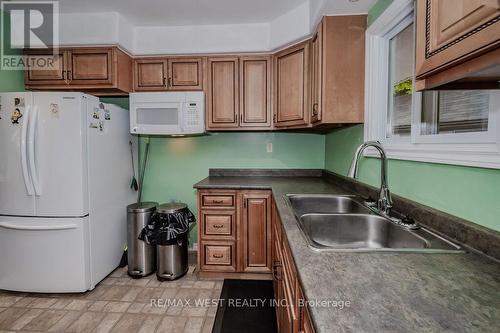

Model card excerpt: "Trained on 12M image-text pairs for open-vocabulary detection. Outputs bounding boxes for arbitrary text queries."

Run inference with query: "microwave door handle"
[21,105,34,196]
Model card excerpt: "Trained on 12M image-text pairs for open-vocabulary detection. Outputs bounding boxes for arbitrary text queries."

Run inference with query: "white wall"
[50,0,371,55]
[134,22,269,55]
[269,2,311,50]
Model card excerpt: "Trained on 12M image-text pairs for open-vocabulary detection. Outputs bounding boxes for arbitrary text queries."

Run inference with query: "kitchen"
[0,0,499,332]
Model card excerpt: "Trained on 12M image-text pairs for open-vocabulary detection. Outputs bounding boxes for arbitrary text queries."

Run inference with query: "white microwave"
[129,92,205,135]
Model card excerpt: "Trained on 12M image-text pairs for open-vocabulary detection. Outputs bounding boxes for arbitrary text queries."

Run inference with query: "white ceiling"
[50,0,375,26]
[56,0,307,26]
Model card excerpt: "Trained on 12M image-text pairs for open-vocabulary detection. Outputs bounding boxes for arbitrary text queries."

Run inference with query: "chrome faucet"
[347,141,393,215]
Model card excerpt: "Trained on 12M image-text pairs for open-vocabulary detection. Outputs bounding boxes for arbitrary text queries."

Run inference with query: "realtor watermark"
[150,298,352,310]
[1,0,59,70]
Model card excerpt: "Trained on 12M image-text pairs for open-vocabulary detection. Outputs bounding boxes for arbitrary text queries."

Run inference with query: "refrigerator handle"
[0,222,77,231]
[21,105,34,196]
[28,106,42,196]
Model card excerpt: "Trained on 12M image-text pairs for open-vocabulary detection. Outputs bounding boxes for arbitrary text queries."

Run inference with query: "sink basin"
[287,194,371,215]
[285,194,462,253]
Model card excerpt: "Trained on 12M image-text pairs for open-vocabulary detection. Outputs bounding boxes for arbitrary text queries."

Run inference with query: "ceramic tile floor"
[0,266,221,333]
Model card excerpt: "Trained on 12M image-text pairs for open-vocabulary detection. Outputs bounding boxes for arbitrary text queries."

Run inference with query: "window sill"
[363,142,500,169]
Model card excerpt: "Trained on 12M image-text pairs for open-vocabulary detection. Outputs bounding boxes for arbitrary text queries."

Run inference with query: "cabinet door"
[134,59,168,91]
[239,56,272,128]
[416,0,500,78]
[24,50,68,85]
[298,286,315,333]
[67,48,113,85]
[310,24,323,124]
[168,57,203,90]
[207,57,239,129]
[274,42,309,128]
[240,191,272,273]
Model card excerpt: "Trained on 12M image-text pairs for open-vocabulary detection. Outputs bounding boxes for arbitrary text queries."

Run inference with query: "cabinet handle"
[62,70,66,80]
[163,77,167,86]
[243,199,247,209]
[212,200,223,204]
[212,254,223,259]
[240,114,242,124]
[312,103,318,116]
[168,77,172,87]
[67,70,72,81]
[213,224,224,229]
[273,260,282,280]
[273,114,277,123]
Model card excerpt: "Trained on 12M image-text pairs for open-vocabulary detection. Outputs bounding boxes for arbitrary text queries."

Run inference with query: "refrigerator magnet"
[49,103,59,118]
[11,108,22,124]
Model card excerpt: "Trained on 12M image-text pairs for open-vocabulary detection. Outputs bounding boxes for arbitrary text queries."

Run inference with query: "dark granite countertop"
[194,174,500,333]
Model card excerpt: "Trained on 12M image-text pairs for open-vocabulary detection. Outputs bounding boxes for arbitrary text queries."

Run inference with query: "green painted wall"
[0,10,25,91]
[324,0,500,232]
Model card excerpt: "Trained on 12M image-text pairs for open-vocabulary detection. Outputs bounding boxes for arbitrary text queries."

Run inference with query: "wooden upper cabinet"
[133,57,203,91]
[274,42,310,128]
[239,56,272,128]
[415,0,500,89]
[25,50,68,85]
[240,191,272,273]
[68,48,112,84]
[207,57,239,129]
[134,59,168,91]
[310,24,323,124]
[312,15,366,125]
[168,57,203,90]
[24,47,132,95]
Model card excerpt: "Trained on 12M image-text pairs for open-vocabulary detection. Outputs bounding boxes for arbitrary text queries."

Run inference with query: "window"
[387,23,413,138]
[364,0,500,169]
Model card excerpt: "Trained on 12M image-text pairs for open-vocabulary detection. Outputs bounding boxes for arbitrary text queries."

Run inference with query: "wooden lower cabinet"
[241,191,272,273]
[197,189,272,275]
[272,198,315,333]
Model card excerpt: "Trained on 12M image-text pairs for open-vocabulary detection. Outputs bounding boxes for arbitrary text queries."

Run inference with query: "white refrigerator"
[0,92,136,292]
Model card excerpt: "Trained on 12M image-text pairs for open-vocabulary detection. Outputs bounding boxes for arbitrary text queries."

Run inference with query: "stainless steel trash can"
[156,203,189,281]
[127,202,158,278]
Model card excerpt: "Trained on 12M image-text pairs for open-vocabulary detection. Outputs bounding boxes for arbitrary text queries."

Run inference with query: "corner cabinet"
[273,42,310,128]
[24,47,132,96]
[415,0,500,90]
[133,57,204,91]
[309,16,366,126]
[197,189,272,276]
[206,56,272,131]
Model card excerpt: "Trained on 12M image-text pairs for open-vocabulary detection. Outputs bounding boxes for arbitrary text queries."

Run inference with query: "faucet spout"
[347,141,392,214]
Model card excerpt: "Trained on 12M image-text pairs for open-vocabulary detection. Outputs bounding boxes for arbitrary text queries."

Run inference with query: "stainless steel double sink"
[285,194,462,253]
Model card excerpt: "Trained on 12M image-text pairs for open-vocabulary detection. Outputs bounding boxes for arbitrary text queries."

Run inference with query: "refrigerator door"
[0,92,36,216]
[0,215,91,292]
[32,92,91,217]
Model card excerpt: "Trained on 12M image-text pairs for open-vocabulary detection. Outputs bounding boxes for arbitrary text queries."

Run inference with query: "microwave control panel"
[185,102,201,127]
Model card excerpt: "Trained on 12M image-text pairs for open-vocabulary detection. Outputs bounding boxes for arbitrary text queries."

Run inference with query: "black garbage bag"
[139,207,195,245]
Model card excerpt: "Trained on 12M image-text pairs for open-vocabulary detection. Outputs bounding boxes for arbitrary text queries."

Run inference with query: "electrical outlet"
[266,142,273,153]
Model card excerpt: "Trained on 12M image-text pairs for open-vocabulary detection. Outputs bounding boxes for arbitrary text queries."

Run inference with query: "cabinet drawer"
[201,241,236,272]
[201,211,235,239]
[201,192,236,208]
